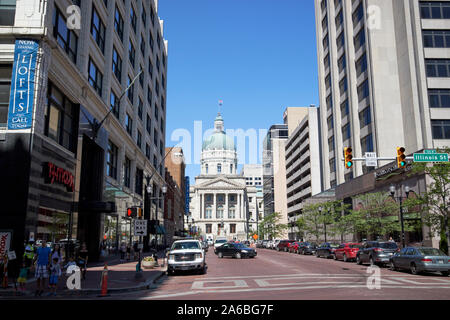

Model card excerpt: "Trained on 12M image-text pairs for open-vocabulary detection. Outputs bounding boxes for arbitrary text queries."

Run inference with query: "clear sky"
[159,0,319,183]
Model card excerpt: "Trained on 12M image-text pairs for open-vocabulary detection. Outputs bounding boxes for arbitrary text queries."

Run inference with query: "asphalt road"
[117,247,450,300]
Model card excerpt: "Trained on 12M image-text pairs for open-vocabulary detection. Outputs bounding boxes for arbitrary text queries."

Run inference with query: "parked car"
[261,240,268,248]
[167,239,207,275]
[298,242,318,255]
[215,242,257,259]
[356,241,399,266]
[277,240,295,252]
[389,247,450,276]
[334,243,362,262]
[316,243,340,258]
[289,242,303,254]
[264,240,272,249]
[270,240,279,249]
[214,237,228,253]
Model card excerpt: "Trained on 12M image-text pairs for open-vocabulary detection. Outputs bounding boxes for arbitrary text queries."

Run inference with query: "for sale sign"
[0,232,12,256]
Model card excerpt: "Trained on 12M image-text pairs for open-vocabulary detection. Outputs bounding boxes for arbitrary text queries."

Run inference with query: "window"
[339,76,347,95]
[0,64,12,127]
[354,28,366,52]
[335,10,343,29]
[205,164,209,174]
[230,164,233,173]
[112,47,122,81]
[431,120,450,139]
[150,5,155,25]
[205,224,212,233]
[328,136,335,152]
[137,130,142,148]
[146,114,151,134]
[130,4,137,33]
[217,163,222,173]
[154,129,158,145]
[155,104,159,119]
[329,158,336,173]
[352,2,364,26]
[88,58,103,96]
[156,56,160,73]
[140,34,146,56]
[107,141,118,179]
[44,82,79,153]
[91,6,105,53]
[114,6,124,41]
[426,59,450,77]
[155,79,160,97]
[342,123,351,141]
[325,74,331,90]
[322,15,328,32]
[149,33,154,52]
[326,94,333,110]
[147,86,152,105]
[53,6,78,63]
[338,54,346,73]
[356,52,367,76]
[128,40,135,68]
[345,172,354,182]
[420,2,450,19]
[123,157,131,188]
[357,79,370,101]
[127,76,134,104]
[157,33,161,49]
[146,143,151,160]
[361,133,374,153]
[205,208,212,219]
[216,206,224,219]
[148,60,153,79]
[429,89,450,108]
[337,32,345,50]
[139,67,144,88]
[141,6,147,27]
[324,54,330,70]
[327,114,334,130]
[230,224,236,234]
[135,168,143,195]
[110,90,120,120]
[125,113,132,135]
[423,30,450,48]
[323,34,329,50]
[359,107,371,128]
[0,0,16,26]
[138,98,143,119]
[340,99,349,117]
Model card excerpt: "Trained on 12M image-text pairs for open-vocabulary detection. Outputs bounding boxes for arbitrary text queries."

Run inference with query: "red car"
[288,242,303,253]
[276,240,295,252]
[334,243,362,262]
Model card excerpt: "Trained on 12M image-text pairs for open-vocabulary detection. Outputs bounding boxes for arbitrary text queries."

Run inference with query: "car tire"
[235,252,242,259]
[441,271,449,277]
[200,266,207,275]
[343,254,347,262]
[356,255,362,265]
[218,252,223,259]
[410,263,419,275]
[316,252,320,258]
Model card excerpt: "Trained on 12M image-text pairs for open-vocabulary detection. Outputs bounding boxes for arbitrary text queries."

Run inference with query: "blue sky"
[159,0,319,183]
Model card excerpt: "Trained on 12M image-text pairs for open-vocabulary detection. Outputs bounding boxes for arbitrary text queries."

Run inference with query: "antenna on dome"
[218,99,223,115]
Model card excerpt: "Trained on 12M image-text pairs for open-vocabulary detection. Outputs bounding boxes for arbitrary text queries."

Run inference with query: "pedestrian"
[389,237,395,242]
[77,243,88,280]
[17,261,28,292]
[51,244,62,266]
[133,242,139,261]
[126,244,131,261]
[33,239,51,296]
[23,241,35,271]
[64,256,77,270]
[120,242,126,262]
[48,257,61,296]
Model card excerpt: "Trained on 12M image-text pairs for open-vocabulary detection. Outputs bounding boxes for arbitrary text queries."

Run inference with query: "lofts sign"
[7,39,39,130]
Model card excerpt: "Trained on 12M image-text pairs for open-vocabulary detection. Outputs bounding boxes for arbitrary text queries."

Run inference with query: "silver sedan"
[389,247,450,276]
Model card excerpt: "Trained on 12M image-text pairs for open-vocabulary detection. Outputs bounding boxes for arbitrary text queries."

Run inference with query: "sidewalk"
[0,251,167,298]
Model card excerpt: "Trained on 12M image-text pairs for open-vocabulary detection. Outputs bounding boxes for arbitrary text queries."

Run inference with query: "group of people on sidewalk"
[119,241,142,263]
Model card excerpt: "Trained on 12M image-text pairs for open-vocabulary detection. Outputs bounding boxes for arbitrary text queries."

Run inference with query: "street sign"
[365,152,377,167]
[134,220,147,236]
[252,234,258,240]
[413,153,449,163]
[424,150,436,154]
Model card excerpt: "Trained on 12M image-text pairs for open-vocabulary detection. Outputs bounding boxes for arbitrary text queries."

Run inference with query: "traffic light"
[127,208,137,218]
[397,147,406,168]
[138,208,143,218]
[344,147,353,169]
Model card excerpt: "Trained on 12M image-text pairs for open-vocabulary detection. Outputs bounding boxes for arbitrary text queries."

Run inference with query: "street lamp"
[390,185,410,248]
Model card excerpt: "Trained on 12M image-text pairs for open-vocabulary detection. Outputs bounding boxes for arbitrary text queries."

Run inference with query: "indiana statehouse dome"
[202,113,236,151]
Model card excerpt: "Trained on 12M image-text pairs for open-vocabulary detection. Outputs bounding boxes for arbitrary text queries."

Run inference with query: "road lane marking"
[191,279,248,290]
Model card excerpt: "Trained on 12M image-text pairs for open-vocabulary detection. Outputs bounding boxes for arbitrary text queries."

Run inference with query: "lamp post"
[390,185,410,248]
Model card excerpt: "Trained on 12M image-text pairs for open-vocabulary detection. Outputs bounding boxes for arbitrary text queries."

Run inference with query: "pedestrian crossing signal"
[127,208,137,218]
[138,208,143,218]
[344,147,353,169]
[397,147,406,168]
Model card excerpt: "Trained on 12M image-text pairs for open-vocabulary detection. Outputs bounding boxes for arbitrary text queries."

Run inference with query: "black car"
[356,241,399,266]
[316,242,340,259]
[215,242,257,259]
[299,242,318,255]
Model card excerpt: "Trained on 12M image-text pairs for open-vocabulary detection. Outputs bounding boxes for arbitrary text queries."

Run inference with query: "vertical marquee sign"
[7,39,40,130]
[185,176,190,214]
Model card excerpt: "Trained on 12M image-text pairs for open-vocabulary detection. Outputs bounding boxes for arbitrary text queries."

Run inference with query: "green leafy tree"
[257,212,287,240]
[407,146,450,254]
[298,203,325,242]
[47,212,69,243]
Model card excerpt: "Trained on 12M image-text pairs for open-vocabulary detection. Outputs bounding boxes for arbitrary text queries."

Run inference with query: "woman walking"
[77,243,88,280]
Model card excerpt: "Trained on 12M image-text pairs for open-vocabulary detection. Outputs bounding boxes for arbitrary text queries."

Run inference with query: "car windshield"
[215,239,227,244]
[171,242,200,250]
[378,242,398,249]
[235,243,248,249]
[417,248,447,256]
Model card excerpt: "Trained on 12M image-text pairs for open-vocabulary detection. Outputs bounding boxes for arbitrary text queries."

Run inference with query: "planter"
[142,260,156,269]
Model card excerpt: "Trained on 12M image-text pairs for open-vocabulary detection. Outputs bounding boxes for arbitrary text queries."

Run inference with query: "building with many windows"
[0,0,168,261]
[241,164,264,237]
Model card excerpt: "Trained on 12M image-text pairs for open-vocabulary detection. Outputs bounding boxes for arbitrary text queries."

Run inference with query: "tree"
[407,146,450,254]
[298,203,325,242]
[47,212,69,243]
[257,212,287,240]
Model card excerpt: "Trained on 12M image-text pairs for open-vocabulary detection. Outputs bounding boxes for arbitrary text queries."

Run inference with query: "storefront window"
[0,64,12,128]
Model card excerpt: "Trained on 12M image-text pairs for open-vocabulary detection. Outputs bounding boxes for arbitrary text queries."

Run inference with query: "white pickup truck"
[167,239,207,275]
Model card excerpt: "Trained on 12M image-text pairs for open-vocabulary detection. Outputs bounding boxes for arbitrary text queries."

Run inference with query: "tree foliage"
[258,212,288,240]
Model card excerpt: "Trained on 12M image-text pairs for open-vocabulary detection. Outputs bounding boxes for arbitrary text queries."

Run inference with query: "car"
[298,242,318,255]
[334,243,362,262]
[242,240,251,246]
[277,240,295,252]
[265,240,273,249]
[356,241,399,266]
[289,242,303,254]
[167,239,207,275]
[271,240,281,250]
[201,241,209,252]
[215,242,257,259]
[260,240,268,248]
[316,243,340,258]
[389,247,450,276]
[213,237,228,253]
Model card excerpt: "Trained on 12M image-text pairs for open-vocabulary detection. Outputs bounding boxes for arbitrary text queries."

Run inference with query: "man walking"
[34,240,51,296]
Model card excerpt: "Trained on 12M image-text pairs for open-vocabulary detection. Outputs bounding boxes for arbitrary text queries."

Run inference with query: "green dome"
[202,132,235,151]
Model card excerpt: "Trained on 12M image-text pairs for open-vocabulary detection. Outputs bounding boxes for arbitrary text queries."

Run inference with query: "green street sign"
[423,149,437,154]
[413,153,449,162]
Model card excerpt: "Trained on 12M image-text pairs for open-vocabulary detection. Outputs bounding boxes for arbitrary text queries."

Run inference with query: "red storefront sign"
[42,162,75,192]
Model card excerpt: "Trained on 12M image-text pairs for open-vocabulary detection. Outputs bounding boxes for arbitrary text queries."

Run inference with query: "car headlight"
[241,250,248,253]
[195,253,203,259]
